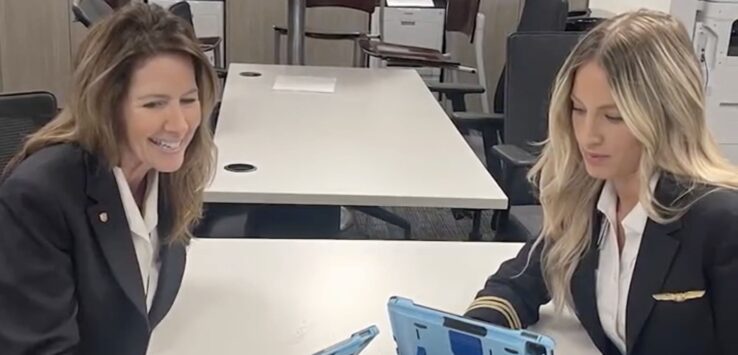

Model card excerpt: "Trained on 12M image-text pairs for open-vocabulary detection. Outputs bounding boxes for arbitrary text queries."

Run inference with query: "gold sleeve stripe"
[466,301,517,329]
[468,300,520,329]
[471,296,521,328]
[468,296,522,329]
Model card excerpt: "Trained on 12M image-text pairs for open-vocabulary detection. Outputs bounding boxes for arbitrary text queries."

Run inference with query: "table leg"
[287,0,306,65]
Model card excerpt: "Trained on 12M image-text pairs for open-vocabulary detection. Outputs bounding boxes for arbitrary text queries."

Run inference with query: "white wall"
[589,0,673,14]
[588,0,698,34]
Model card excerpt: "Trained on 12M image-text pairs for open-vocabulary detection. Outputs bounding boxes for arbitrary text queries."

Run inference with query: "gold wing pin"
[652,290,705,302]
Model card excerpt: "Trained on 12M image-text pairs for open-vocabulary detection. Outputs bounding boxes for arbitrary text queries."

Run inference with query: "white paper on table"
[387,0,434,7]
[272,75,337,93]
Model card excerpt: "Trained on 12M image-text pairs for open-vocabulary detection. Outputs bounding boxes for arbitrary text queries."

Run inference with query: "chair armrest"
[274,25,379,40]
[491,144,536,167]
[451,111,504,121]
[450,112,504,131]
[492,145,539,205]
[199,36,222,47]
[427,82,485,95]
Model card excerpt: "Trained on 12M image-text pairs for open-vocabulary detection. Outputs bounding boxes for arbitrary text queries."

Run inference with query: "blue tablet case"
[388,297,555,355]
[313,325,379,355]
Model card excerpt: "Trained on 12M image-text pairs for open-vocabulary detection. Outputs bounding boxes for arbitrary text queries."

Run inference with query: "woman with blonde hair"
[0,3,217,355]
[465,9,738,355]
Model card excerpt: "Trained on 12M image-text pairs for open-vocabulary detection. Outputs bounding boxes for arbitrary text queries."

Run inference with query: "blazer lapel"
[148,185,187,328]
[149,242,186,327]
[84,153,148,319]
[571,210,613,354]
[625,177,683,354]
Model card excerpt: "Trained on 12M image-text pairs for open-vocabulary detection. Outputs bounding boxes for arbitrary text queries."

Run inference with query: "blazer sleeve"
[706,197,738,355]
[0,177,79,355]
[464,240,550,329]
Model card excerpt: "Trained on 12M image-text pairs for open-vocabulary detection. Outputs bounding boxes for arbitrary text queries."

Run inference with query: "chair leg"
[351,206,412,239]
[469,210,483,241]
[446,92,467,112]
[274,30,282,64]
[491,209,512,241]
[481,125,503,179]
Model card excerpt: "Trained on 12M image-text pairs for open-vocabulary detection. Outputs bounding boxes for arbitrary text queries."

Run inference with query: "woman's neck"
[119,161,150,209]
[612,172,640,221]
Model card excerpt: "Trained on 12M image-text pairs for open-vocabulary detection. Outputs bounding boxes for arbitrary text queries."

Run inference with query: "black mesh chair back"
[0,91,57,172]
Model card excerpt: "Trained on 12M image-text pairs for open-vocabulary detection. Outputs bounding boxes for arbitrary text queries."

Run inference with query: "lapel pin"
[99,212,109,223]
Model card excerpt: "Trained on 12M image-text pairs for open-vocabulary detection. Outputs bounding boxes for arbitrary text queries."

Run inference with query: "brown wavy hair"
[5,3,218,244]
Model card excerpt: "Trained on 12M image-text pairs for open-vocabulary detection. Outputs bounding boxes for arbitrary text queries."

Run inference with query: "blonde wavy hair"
[5,3,218,244]
[530,9,738,311]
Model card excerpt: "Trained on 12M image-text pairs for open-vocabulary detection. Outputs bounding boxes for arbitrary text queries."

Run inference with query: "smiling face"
[118,52,202,178]
[571,61,642,181]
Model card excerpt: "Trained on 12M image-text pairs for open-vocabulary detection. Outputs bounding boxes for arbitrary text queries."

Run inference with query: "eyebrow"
[570,94,618,110]
[136,88,199,101]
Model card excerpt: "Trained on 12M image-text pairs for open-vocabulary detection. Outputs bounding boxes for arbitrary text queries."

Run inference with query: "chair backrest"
[446,0,482,40]
[518,0,570,32]
[492,0,569,113]
[72,0,114,28]
[497,32,580,206]
[504,32,582,148]
[304,0,382,38]
[169,1,196,28]
[0,91,57,172]
[306,0,376,13]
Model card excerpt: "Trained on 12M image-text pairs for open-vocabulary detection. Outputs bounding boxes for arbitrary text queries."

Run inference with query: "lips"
[586,152,608,158]
[583,151,610,165]
[149,137,183,152]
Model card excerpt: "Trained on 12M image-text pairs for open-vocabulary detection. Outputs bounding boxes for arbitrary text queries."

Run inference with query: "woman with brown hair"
[0,3,217,355]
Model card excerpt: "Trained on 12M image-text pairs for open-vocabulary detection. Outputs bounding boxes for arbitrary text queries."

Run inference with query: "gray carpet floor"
[344,133,497,241]
[345,206,496,241]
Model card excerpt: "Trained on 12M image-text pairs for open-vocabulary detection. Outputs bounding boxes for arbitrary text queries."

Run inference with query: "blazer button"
[99,212,109,223]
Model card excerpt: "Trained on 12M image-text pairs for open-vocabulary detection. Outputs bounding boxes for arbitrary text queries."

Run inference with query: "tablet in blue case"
[312,325,379,355]
[388,297,555,355]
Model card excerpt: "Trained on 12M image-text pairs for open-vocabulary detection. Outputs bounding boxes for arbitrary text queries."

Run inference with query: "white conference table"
[149,239,598,354]
[207,63,507,211]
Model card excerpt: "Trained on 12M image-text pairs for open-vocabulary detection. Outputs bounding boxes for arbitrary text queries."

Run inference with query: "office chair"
[447,0,569,178]
[437,6,577,237]
[168,1,227,78]
[490,32,582,242]
[0,91,57,173]
[360,0,569,171]
[273,0,385,67]
[71,0,114,27]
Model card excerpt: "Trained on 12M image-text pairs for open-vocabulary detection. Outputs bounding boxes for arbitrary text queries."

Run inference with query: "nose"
[579,113,604,148]
[164,103,189,136]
